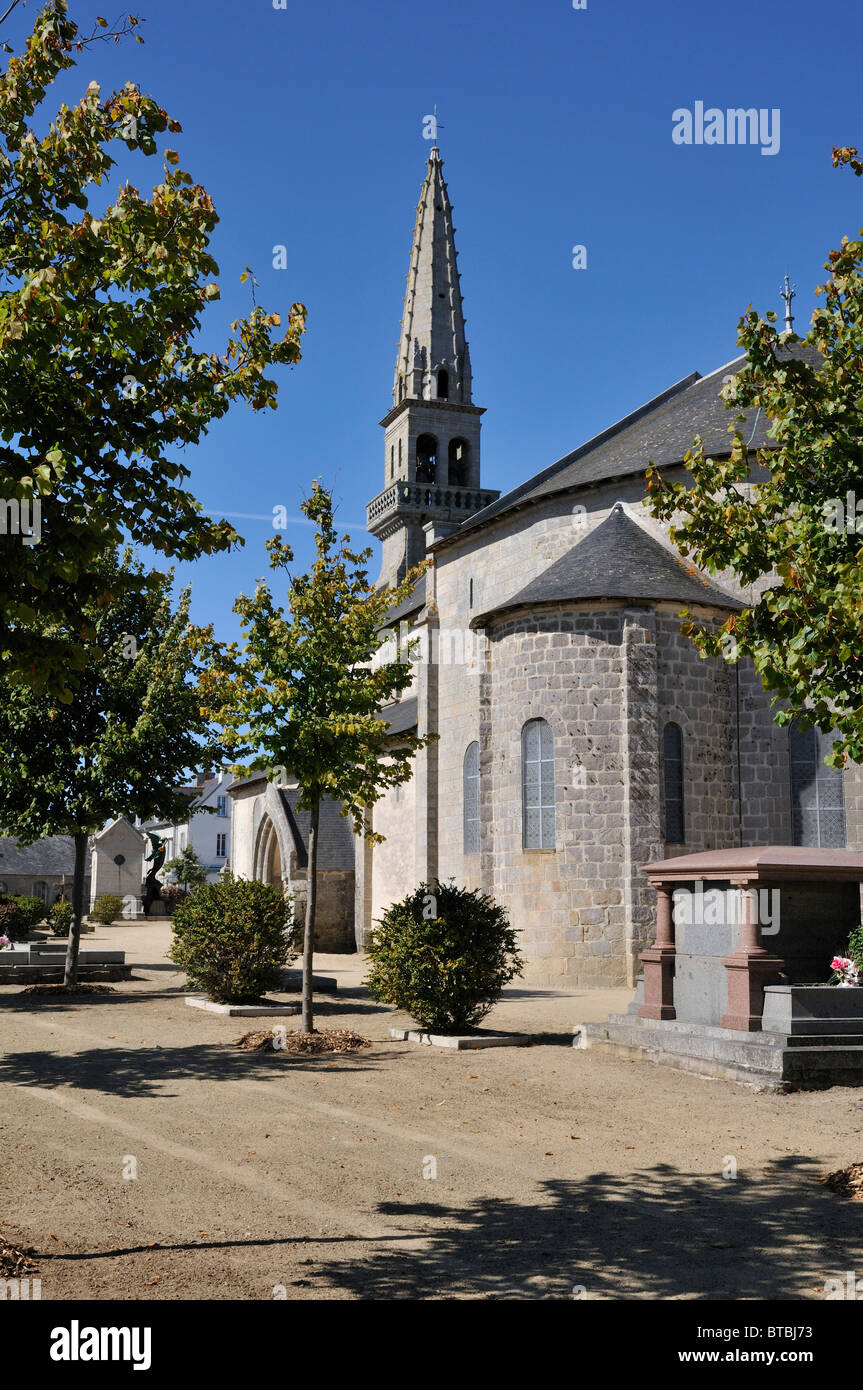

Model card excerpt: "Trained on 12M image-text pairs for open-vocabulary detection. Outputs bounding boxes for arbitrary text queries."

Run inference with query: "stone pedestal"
[720,882,783,1031]
[720,949,784,1031]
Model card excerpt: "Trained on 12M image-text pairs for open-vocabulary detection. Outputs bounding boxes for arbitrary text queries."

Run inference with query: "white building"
[142,770,234,884]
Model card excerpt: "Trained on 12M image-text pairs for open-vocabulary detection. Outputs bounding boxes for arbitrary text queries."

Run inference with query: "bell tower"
[367,145,499,585]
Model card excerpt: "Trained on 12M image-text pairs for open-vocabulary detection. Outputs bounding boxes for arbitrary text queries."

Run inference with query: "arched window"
[662,721,685,843]
[789,720,846,847]
[34,881,48,904]
[416,434,438,484]
[522,719,555,849]
[0,881,7,895]
[463,741,480,854]
[437,368,449,400]
[389,445,394,480]
[448,437,469,487]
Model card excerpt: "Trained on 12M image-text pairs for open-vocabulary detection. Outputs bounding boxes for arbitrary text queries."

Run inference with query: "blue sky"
[17,0,863,643]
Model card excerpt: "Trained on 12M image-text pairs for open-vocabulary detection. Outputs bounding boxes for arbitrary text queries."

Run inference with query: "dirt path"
[2,925,862,1300]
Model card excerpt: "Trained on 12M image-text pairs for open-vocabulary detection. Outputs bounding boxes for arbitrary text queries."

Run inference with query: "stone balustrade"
[366,481,499,527]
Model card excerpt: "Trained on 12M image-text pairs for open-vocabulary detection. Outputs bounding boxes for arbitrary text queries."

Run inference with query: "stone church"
[234,144,863,987]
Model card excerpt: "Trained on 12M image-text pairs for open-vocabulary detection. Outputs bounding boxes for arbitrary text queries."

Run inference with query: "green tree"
[200,482,434,1033]
[0,547,222,987]
[164,844,209,893]
[646,151,863,765]
[0,1,306,696]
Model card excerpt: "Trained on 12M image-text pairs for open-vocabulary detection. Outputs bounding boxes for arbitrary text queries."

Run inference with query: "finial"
[780,272,796,334]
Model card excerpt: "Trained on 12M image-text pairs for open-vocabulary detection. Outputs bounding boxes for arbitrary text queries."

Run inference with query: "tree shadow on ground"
[302,1157,863,1300]
[0,1041,394,1098]
[0,985,390,1019]
[496,988,587,1001]
[0,987,186,1012]
[310,996,403,1020]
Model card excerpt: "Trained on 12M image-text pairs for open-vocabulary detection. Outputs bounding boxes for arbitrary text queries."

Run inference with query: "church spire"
[366,145,498,588]
[393,145,472,408]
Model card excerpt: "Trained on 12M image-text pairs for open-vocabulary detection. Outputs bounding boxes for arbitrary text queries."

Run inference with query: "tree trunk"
[63,831,88,990]
[301,794,320,1034]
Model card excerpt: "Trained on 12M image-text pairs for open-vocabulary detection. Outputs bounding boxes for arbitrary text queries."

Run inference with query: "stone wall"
[289,869,356,953]
[367,765,417,936]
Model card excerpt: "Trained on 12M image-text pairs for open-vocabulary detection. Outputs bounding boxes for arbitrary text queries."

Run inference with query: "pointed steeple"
[366,145,498,588]
[393,146,472,408]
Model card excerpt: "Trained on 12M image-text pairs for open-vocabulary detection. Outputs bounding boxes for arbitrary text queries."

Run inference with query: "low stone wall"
[0,964,132,982]
[0,943,130,982]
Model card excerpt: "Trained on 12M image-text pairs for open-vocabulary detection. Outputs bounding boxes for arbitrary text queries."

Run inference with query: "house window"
[216,833,227,857]
[662,721,685,844]
[463,741,480,854]
[216,796,228,818]
[522,719,555,849]
[789,721,846,848]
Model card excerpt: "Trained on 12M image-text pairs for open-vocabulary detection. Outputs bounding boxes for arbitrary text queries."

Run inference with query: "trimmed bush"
[15,896,46,930]
[168,873,297,1004]
[364,880,524,1034]
[90,893,125,926]
[48,900,73,937]
[0,897,28,941]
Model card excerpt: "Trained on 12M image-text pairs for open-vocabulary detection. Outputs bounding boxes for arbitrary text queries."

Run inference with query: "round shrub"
[0,897,28,941]
[48,900,73,937]
[90,893,125,926]
[168,874,297,1004]
[15,896,46,930]
[364,880,524,1034]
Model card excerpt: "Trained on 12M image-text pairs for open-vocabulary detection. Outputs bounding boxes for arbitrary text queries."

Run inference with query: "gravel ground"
[2,922,863,1301]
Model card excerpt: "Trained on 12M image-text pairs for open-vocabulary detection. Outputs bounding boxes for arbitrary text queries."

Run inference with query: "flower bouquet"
[829,955,861,987]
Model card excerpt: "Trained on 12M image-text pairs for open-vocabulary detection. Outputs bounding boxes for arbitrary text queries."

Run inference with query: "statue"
[141,833,167,915]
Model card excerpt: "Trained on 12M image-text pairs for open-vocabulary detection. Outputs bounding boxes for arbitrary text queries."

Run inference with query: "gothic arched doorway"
[254,814,283,886]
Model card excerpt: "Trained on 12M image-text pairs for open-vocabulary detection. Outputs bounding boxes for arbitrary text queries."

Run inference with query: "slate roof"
[277,789,355,872]
[471,504,743,625]
[0,834,86,877]
[381,573,426,627]
[433,345,822,549]
[378,695,418,736]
